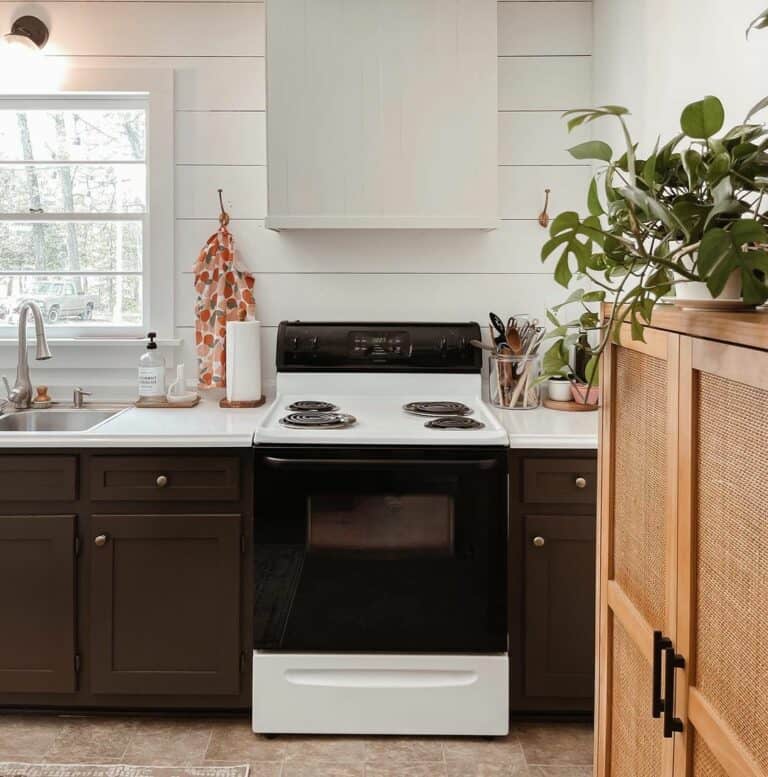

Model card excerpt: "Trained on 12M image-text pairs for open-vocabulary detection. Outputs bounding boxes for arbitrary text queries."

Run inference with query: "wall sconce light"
[0,15,59,91]
[2,16,50,52]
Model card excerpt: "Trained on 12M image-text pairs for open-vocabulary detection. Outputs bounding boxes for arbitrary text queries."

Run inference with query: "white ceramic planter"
[672,251,741,302]
[547,378,572,402]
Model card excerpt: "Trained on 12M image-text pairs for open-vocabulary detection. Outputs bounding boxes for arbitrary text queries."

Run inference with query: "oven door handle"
[262,456,499,471]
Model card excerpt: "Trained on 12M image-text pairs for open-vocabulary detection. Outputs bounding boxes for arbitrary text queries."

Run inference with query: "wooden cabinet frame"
[597,316,768,777]
[674,337,767,777]
[596,326,679,777]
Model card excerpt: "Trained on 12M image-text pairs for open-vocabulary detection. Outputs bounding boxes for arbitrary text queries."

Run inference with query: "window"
[0,96,148,335]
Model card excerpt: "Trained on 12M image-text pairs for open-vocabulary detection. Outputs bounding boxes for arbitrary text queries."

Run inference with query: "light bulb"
[0,33,60,91]
[1,32,39,53]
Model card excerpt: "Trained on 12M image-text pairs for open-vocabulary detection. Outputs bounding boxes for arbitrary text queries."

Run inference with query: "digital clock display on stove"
[348,331,410,359]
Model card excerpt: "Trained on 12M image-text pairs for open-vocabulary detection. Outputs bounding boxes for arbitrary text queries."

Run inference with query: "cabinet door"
[596,328,679,777]
[524,514,595,698]
[90,513,242,696]
[674,338,768,777]
[0,514,76,692]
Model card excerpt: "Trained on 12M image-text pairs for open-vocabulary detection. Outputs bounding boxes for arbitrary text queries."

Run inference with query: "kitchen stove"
[252,322,508,737]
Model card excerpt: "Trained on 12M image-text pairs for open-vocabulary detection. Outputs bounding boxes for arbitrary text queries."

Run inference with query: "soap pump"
[138,331,166,398]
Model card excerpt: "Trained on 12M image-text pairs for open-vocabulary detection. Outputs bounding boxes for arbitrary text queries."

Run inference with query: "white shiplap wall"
[0,0,592,391]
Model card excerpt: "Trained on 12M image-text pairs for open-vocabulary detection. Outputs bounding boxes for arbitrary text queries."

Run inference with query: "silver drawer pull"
[575,476,587,489]
[94,534,108,547]
[156,474,168,488]
[532,536,546,548]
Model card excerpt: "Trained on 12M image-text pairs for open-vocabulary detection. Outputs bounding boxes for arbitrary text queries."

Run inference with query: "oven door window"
[308,493,455,557]
[254,450,507,653]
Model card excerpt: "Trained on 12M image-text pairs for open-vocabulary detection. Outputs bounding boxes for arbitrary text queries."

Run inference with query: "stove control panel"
[277,322,481,373]
[349,331,410,361]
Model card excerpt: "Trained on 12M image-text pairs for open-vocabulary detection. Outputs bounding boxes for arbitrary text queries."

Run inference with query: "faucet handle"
[2,377,10,399]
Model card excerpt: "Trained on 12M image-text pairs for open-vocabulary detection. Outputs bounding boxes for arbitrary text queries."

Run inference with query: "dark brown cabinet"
[89,456,240,502]
[0,514,77,693]
[509,451,597,713]
[0,456,77,502]
[523,514,595,699]
[90,513,243,696]
[0,449,253,711]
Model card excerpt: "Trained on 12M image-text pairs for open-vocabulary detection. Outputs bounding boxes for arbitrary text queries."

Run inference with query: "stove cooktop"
[258,393,507,446]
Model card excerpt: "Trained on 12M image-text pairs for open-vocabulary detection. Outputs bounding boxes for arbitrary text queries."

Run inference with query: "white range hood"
[265,0,498,230]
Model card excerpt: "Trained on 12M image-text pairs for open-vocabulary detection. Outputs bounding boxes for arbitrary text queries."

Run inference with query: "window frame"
[0,68,173,340]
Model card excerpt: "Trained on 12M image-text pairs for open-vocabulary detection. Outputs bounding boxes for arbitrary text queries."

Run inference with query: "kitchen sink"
[0,409,121,432]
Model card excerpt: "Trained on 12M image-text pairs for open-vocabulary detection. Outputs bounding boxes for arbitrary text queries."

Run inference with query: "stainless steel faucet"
[3,301,52,410]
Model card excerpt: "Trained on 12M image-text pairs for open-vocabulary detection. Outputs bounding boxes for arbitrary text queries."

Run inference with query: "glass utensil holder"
[490,354,541,410]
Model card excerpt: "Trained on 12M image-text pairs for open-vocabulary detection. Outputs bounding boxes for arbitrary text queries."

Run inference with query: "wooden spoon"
[506,325,522,355]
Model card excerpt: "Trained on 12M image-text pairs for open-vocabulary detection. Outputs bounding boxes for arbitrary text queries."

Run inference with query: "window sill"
[0,337,182,348]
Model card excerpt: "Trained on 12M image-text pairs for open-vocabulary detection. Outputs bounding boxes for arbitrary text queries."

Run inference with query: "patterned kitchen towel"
[193,226,256,389]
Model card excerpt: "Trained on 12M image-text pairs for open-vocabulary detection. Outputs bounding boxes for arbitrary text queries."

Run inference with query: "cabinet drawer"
[90,456,240,502]
[0,456,77,502]
[523,458,596,504]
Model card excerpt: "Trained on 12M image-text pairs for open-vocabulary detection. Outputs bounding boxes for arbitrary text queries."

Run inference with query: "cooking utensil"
[470,339,496,352]
[489,312,507,344]
[505,325,522,355]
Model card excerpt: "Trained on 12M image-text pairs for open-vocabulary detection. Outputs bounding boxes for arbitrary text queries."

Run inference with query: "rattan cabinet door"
[596,328,679,777]
[675,338,768,777]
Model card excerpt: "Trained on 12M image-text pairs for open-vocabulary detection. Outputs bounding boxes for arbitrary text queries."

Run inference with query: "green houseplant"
[540,94,768,389]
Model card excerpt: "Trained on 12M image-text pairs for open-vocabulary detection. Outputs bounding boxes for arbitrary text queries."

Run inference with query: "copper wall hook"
[538,188,551,228]
[217,189,230,227]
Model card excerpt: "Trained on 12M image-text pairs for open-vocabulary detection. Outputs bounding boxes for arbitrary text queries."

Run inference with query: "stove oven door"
[253,447,507,653]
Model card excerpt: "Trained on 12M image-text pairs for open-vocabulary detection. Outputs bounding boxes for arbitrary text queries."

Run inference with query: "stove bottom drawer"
[252,651,508,736]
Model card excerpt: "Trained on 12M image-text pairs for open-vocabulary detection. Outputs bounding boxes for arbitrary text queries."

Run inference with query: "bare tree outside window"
[0,100,147,332]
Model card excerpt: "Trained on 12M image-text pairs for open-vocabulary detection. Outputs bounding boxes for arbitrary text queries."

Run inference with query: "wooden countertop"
[605,303,768,350]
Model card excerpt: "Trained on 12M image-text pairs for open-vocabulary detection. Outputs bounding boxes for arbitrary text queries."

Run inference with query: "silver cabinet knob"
[94,534,108,547]
[532,536,546,548]
[575,476,587,489]
[156,475,168,488]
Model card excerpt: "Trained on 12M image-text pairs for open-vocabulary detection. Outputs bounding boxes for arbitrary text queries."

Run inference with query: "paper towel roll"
[226,320,262,402]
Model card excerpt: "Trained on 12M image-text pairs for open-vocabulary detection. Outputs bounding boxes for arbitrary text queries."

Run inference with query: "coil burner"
[286,401,339,413]
[403,401,473,417]
[424,416,485,431]
[279,412,357,430]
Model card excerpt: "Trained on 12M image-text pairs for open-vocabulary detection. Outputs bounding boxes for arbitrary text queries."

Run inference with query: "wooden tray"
[219,396,267,409]
[543,398,598,412]
[135,396,200,409]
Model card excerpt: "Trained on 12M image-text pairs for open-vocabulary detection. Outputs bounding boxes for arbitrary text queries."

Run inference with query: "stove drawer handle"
[262,456,498,471]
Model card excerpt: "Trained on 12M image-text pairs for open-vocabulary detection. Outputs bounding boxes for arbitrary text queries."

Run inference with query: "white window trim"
[0,67,174,342]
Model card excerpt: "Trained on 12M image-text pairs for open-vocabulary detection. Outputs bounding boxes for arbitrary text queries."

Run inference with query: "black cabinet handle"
[663,647,685,737]
[652,630,672,718]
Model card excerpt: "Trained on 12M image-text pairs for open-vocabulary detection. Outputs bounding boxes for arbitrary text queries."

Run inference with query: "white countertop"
[0,394,273,448]
[0,395,598,450]
[491,405,599,449]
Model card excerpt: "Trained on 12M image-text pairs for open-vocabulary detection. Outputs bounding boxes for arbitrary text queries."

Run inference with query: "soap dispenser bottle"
[138,331,166,398]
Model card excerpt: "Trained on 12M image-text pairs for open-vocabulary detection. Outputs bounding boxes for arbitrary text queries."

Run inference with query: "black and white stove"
[256,323,507,446]
[252,322,509,737]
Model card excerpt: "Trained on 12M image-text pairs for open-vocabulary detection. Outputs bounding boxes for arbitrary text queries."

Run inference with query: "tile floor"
[0,715,593,777]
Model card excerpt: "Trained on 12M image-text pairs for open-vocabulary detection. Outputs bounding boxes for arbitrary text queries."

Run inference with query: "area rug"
[0,765,249,777]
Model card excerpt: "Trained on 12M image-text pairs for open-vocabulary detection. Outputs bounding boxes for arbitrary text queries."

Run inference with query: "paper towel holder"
[219,315,266,408]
